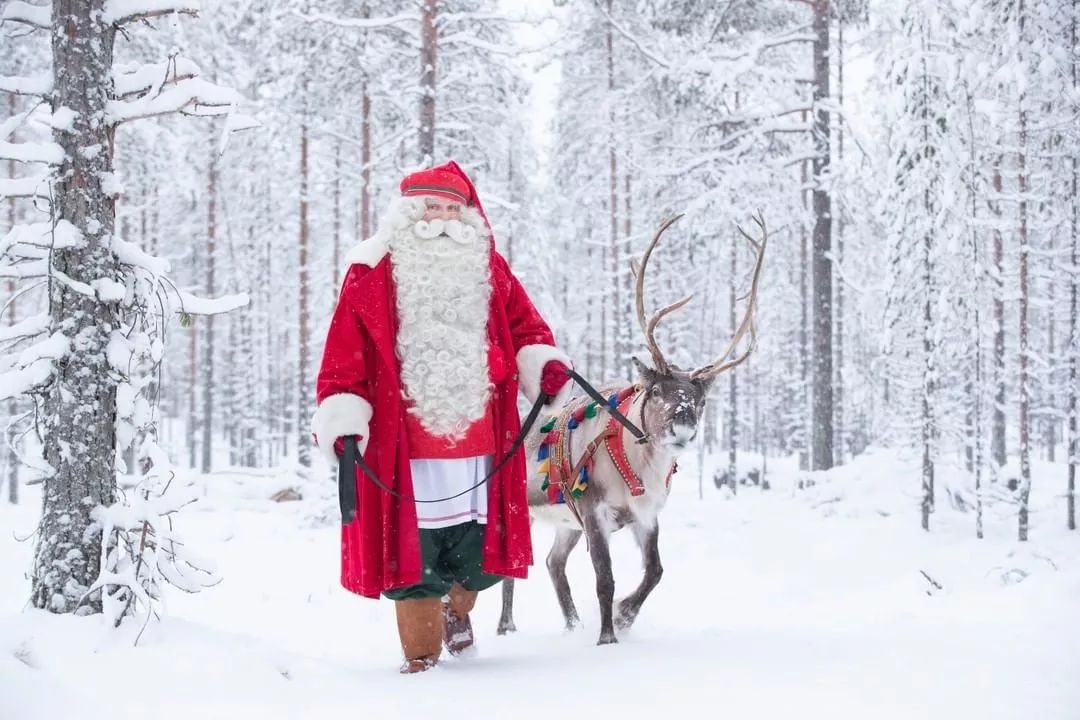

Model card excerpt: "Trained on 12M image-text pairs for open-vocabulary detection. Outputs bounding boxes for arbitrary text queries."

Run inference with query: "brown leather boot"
[442,583,479,656]
[395,597,444,673]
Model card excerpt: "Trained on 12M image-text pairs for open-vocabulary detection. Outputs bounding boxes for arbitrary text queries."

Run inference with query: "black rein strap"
[565,368,649,443]
[336,368,650,525]
[337,390,549,524]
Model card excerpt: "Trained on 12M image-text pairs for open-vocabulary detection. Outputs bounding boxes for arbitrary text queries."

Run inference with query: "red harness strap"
[603,392,647,496]
[602,390,677,497]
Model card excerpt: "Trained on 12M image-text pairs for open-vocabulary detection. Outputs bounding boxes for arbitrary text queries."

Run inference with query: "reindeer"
[496,212,767,645]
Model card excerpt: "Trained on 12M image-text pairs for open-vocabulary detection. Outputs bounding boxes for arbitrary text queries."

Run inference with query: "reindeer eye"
[650,384,662,398]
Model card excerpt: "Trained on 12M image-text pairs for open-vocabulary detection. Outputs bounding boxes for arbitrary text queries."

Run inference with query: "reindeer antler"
[633,214,690,374]
[690,210,768,381]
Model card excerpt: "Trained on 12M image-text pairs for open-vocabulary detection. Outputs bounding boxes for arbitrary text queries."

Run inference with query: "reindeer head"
[630,212,767,452]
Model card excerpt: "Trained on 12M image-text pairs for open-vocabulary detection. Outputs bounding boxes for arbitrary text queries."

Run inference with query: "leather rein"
[336,369,648,525]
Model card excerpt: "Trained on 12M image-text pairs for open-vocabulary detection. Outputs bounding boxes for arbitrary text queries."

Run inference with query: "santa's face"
[422,197,462,222]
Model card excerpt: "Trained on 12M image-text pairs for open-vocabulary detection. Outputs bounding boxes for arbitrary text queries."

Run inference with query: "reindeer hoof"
[496,620,516,635]
[597,633,618,646]
[614,602,637,630]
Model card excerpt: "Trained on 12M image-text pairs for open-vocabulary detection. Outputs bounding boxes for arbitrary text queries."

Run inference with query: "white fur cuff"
[311,393,373,467]
[516,344,575,408]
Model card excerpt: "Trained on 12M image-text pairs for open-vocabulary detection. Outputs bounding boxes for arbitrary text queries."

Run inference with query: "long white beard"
[388,197,493,438]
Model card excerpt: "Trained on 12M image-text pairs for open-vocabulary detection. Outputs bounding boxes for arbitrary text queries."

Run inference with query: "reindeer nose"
[668,423,696,448]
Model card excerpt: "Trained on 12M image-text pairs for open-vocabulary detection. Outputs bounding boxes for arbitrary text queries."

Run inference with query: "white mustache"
[413,218,478,245]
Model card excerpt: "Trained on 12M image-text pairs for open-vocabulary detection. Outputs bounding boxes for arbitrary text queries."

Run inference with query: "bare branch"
[0,356,54,401]
[0,139,64,165]
[113,56,200,100]
[592,0,671,69]
[0,1,50,30]
[171,288,249,316]
[0,74,52,97]
[291,8,417,36]
[103,0,197,26]
[0,174,51,201]
[106,76,243,125]
[0,312,49,343]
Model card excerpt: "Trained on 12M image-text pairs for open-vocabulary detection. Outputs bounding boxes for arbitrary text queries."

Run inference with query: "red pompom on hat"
[400,160,493,233]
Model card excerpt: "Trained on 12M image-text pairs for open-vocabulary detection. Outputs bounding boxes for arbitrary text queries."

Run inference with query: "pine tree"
[1,0,250,616]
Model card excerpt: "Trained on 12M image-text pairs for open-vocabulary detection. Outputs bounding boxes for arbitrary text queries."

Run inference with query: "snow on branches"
[103,0,199,26]
[87,441,219,635]
[3,0,252,621]
[0,1,50,30]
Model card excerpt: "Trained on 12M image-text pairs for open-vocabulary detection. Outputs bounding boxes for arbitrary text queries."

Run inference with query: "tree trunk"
[201,135,216,474]
[811,0,834,471]
[1047,276,1056,462]
[1018,64,1031,542]
[727,234,738,494]
[605,0,616,385]
[361,77,372,243]
[297,118,312,469]
[242,216,257,468]
[920,49,936,532]
[921,220,935,532]
[506,145,515,266]
[333,139,341,289]
[800,105,810,472]
[188,252,198,469]
[834,18,845,467]
[418,0,437,164]
[32,0,119,613]
[624,168,633,382]
[964,86,985,539]
[992,163,1007,470]
[5,93,17,504]
[1070,0,1078,531]
[264,220,276,467]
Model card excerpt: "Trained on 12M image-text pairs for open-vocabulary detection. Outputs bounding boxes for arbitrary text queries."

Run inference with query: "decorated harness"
[535,385,677,525]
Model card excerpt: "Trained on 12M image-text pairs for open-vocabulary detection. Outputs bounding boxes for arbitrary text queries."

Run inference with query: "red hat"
[400,166,471,204]
[400,160,492,232]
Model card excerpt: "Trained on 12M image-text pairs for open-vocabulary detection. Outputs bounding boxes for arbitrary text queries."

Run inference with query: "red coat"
[314,241,569,599]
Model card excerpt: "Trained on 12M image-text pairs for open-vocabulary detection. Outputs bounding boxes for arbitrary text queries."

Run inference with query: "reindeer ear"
[694,375,716,395]
[631,356,657,383]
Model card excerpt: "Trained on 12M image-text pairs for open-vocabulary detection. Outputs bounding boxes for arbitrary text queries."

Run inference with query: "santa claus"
[311,160,574,673]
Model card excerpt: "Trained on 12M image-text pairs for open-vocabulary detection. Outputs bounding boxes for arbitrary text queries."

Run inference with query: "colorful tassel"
[584,402,598,419]
[537,458,550,475]
[568,417,578,430]
[537,444,550,461]
[541,418,556,433]
[571,466,589,497]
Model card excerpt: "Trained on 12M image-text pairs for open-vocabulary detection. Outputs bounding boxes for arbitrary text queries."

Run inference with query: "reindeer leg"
[546,527,583,631]
[497,579,517,635]
[615,521,663,631]
[582,513,617,645]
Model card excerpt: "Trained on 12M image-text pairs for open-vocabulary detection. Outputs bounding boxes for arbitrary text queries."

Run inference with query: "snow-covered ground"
[2,446,1077,719]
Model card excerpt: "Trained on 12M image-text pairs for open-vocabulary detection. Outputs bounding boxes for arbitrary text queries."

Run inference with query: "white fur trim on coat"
[311,393,373,466]
[344,234,388,268]
[516,344,575,409]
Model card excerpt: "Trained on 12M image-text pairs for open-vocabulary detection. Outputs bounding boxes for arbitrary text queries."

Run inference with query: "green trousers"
[383,521,503,601]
